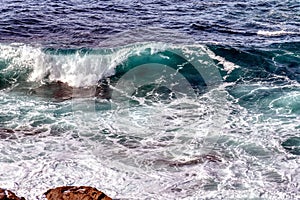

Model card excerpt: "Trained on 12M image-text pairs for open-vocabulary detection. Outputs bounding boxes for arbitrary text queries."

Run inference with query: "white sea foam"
[1,83,299,200]
[0,43,172,88]
[205,47,240,76]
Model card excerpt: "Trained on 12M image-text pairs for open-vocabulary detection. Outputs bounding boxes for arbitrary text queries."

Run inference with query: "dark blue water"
[1,0,299,47]
[0,1,299,199]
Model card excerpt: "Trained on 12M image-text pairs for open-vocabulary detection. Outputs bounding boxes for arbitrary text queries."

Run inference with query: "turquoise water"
[0,0,300,199]
[0,41,299,199]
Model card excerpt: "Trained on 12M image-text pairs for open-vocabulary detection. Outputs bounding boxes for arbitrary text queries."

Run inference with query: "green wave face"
[0,42,299,101]
[0,43,217,91]
[1,41,298,124]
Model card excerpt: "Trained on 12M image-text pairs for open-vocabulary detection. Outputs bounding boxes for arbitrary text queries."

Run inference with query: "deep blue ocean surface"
[0,1,299,199]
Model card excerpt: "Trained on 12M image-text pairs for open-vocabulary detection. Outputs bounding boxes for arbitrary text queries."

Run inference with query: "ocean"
[0,0,299,199]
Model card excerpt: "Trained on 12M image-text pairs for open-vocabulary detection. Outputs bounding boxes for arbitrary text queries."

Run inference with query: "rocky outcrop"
[44,186,112,200]
[0,187,112,200]
[0,188,25,200]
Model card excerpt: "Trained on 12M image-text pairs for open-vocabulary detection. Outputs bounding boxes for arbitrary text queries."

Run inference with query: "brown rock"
[0,188,25,200]
[44,186,112,200]
[30,81,111,101]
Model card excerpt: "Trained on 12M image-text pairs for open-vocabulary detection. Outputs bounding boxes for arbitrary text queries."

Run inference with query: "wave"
[0,42,300,97]
[0,43,139,88]
[0,43,225,89]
